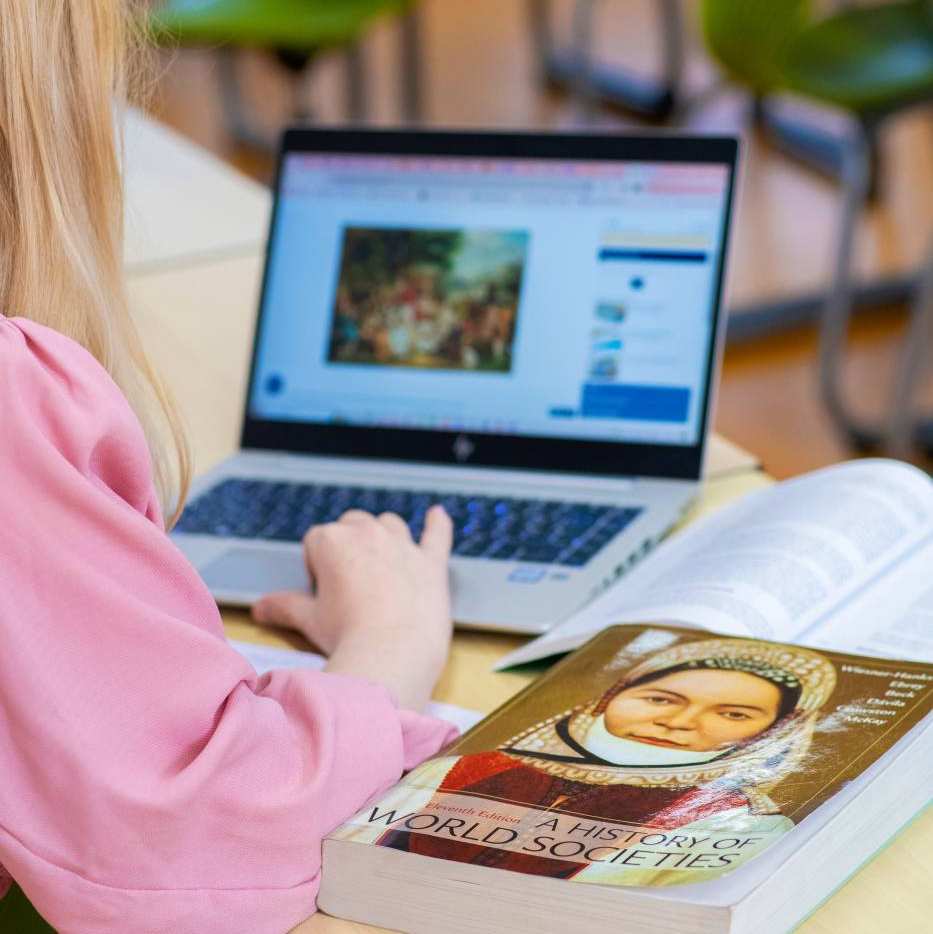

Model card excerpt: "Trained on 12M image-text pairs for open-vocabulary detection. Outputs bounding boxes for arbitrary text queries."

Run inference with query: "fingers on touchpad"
[200,547,310,595]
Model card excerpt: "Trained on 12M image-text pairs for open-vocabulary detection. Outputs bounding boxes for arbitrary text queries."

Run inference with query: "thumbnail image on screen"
[326,225,529,373]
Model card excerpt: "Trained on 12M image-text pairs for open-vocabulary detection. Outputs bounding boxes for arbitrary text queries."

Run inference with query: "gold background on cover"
[451,625,933,820]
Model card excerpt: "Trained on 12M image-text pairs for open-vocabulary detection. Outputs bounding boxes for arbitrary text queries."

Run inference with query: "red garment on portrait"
[378,750,750,878]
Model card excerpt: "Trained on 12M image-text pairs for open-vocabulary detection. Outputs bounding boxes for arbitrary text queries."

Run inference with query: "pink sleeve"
[0,317,458,933]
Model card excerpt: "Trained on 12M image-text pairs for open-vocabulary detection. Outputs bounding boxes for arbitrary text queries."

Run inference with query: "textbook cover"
[328,624,933,890]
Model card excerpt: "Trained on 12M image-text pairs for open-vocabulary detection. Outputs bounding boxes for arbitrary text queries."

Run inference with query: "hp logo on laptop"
[452,434,475,462]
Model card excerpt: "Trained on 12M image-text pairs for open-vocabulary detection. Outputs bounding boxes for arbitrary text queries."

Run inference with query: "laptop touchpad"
[200,547,310,595]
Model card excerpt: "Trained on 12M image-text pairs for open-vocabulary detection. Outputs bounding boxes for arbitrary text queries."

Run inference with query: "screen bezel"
[241,128,739,481]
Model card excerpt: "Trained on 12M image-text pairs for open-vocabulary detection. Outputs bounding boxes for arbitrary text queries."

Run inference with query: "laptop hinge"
[232,449,699,493]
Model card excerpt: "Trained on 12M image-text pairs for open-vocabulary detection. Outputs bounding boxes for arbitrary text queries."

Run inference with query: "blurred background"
[141,0,933,479]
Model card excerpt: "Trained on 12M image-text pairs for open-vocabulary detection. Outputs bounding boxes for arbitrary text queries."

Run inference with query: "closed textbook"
[319,624,933,934]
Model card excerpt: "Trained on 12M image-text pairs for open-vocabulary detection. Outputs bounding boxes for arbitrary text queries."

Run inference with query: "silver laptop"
[172,128,738,635]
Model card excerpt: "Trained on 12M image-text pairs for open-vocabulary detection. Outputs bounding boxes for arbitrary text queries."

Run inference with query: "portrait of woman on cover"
[366,635,838,887]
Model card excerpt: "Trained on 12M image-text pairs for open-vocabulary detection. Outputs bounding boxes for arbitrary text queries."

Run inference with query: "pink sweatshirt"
[0,315,458,933]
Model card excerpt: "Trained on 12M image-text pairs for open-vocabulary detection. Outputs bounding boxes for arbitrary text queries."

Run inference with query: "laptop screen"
[243,131,737,478]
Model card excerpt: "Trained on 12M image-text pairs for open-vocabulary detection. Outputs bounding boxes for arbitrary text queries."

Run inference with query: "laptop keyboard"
[175,478,642,568]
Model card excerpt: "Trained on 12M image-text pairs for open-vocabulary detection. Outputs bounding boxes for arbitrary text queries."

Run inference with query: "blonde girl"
[0,3,455,931]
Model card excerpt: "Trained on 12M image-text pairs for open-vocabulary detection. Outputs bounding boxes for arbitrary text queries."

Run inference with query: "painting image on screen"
[326,226,529,373]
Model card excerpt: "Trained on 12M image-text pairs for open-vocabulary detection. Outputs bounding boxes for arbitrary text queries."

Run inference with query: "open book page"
[229,640,484,734]
[496,459,933,670]
[802,534,933,663]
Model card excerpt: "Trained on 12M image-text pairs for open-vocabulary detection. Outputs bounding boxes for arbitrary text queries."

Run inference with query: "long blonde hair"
[0,1,190,527]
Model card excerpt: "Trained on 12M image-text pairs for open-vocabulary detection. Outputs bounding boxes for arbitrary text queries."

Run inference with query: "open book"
[496,459,933,670]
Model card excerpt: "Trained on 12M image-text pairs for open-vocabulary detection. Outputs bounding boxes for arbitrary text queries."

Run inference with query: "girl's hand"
[250,505,454,710]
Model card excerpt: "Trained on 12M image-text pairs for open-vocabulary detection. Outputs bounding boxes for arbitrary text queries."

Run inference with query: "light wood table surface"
[124,112,930,934]
[129,253,932,934]
[123,108,269,275]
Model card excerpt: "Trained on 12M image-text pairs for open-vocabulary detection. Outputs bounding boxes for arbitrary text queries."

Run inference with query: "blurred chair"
[529,0,686,120]
[0,883,55,933]
[702,0,933,451]
[703,0,933,194]
[877,241,933,456]
[149,0,423,148]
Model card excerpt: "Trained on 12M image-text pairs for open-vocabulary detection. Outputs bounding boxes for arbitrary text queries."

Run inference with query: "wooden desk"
[123,113,930,934]
[123,109,269,275]
[130,256,933,934]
